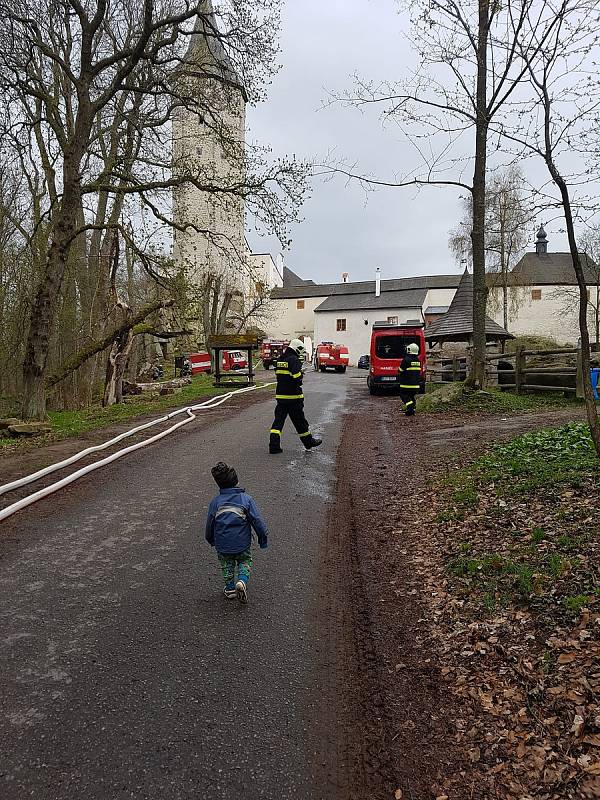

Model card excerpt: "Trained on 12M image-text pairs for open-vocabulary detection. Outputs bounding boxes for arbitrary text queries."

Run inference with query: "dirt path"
[318,388,588,800]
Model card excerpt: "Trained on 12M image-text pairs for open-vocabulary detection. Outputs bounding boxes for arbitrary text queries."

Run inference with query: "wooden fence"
[426,345,589,395]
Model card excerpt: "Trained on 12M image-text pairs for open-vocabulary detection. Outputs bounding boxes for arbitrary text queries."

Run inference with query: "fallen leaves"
[370,408,600,799]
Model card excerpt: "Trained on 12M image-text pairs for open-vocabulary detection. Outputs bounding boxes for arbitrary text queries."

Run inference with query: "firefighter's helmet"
[290,338,306,357]
[406,343,420,355]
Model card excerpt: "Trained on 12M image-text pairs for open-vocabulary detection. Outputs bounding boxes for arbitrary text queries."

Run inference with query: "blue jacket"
[205,487,268,554]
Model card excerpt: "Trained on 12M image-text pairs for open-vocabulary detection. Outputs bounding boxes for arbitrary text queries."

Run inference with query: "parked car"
[357,354,370,370]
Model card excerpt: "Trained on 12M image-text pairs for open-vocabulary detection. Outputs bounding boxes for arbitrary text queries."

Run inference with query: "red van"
[367,322,426,395]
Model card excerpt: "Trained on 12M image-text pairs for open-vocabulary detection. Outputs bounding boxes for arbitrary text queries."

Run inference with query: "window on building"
[296,299,305,310]
[336,318,347,332]
[531,289,542,300]
[387,316,398,325]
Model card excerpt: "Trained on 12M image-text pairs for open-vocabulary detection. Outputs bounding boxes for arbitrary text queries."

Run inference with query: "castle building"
[267,228,599,364]
[172,1,250,338]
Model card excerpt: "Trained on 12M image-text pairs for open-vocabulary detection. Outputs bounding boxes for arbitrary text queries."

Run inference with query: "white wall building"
[264,227,599,362]
[487,228,599,345]
[269,274,461,364]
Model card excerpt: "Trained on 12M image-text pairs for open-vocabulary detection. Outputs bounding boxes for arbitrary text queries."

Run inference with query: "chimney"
[535,224,548,256]
[342,272,349,283]
[375,268,381,297]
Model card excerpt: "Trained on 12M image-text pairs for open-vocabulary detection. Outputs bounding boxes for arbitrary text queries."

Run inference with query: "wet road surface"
[0,370,353,799]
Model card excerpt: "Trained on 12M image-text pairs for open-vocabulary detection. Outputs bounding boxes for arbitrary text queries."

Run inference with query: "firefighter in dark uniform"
[398,342,422,416]
[269,339,322,454]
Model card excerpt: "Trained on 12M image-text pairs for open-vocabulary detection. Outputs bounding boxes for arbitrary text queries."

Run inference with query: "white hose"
[0,387,252,497]
[0,384,271,523]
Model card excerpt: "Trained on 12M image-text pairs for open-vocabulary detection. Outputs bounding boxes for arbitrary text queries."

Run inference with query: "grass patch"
[447,537,595,613]
[0,375,264,451]
[419,383,579,414]
[439,422,599,617]
[470,422,598,494]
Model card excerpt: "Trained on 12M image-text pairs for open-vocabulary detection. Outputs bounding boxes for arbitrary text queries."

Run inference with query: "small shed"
[425,269,513,348]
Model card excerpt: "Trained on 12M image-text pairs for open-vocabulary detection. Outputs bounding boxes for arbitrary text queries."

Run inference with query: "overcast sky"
[245,0,569,284]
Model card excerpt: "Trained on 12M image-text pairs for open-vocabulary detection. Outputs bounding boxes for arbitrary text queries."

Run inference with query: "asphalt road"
[0,370,355,800]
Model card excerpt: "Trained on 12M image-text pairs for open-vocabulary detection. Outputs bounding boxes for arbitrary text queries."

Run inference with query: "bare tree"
[326,0,568,386]
[496,0,600,455]
[449,167,530,330]
[0,0,306,419]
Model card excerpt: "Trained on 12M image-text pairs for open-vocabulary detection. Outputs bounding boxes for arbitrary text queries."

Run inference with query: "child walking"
[205,462,268,604]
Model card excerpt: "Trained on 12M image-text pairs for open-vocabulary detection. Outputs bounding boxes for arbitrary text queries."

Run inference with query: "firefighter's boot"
[303,435,322,450]
[269,429,283,454]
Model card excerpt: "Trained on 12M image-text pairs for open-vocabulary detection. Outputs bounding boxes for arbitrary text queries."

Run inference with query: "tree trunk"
[21,100,93,419]
[469,0,490,389]
[552,174,600,456]
[500,208,508,331]
[45,298,174,389]
[103,324,134,407]
[22,219,79,419]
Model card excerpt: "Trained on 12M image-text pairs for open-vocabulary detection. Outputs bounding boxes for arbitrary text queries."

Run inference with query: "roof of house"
[314,288,427,313]
[282,266,315,288]
[425,270,513,342]
[272,274,462,300]
[509,252,598,285]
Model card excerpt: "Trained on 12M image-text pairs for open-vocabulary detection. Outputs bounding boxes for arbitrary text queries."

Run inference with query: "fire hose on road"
[0,384,272,523]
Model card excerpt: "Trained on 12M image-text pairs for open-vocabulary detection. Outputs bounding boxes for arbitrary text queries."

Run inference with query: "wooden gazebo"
[425,269,513,348]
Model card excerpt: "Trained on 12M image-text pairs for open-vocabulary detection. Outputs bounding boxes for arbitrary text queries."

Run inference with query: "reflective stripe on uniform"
[270,429,282,435]
[299,430,311,438]
[275,369,292,376]
[399,384,419,389]
[275,394,304,400]
[291,371,302,378]
[405,400,415,406]
[406,366,421,371]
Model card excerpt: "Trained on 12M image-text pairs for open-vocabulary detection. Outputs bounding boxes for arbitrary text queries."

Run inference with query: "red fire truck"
[367,322,426,395]
[188,350,248,375]
[313,342,350,373]
[260,339,289,370]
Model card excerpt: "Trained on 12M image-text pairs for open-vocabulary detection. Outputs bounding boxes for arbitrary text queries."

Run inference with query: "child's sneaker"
[223,582,236,599]
[235,579,248,604]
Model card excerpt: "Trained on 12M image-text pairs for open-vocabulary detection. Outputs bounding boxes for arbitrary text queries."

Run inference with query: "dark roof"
[509,252,598,285]
[183,1,247,100]
[425,270,513,342]
[272,274,462,300]
[282,266,315,288]
[314,288,427,313]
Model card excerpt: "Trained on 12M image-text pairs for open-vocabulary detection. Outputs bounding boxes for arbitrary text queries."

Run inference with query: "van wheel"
[368,378,378,395]
[341,366,347,373]
[263,362,270,370]
[320,365,326,372]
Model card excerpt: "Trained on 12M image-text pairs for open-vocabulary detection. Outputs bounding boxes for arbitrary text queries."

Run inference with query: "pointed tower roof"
[535,224,548,256]
[425,269,513,343]
[183,1,247,100]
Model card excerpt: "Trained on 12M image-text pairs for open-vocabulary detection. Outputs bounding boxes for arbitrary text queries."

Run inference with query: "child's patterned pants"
[217,549,253,588]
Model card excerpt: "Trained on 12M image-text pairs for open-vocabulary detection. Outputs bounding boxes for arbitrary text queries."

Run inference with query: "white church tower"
[172,1,248,338]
